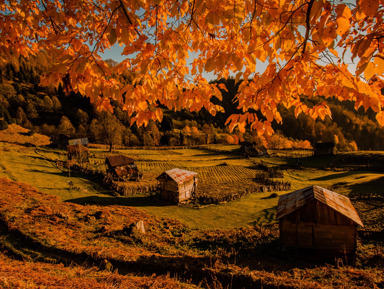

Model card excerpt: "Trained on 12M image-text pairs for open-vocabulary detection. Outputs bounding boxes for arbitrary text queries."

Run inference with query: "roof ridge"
[276,185,363,227]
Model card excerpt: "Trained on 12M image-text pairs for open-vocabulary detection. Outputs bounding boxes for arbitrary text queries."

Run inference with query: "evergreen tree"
[0,102,11,123]
[15,107,27,126]
[0,119,8,130]
[51,96,62,111]
[42,95,54,112]
[26,102,38,119]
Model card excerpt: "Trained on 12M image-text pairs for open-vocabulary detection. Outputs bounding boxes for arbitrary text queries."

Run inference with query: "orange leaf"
[374,57,384,75]
[218,83,228,92]
[336,17,350,36]
[335,4,351,19]
[358,0,379,17]
[310,0,324,25]
[364,62,375,80]
[108,28,117,45]
[376,111,384,126]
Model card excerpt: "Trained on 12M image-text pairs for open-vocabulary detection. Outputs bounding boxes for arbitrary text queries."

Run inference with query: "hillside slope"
[0,178,383,288]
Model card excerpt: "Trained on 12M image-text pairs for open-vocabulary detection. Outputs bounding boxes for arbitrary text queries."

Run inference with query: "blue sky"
[100,42,357,82]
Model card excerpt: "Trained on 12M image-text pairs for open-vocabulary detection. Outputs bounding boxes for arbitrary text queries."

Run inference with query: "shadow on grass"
[27,168,102,184]
[261,193,279,199]
[27,155,58,163]
[310,171,361,181]
[27,168,111,194]
[348,176,384,198]
[251,206,278,226]
[66,195,173,207]
[295,155,335,169]
[27,168,68,176]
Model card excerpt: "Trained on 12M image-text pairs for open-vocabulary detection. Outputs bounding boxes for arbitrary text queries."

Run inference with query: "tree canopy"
[1,0,384,134]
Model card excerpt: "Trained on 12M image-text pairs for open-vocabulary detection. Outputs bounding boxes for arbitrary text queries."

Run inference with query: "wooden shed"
[156,168,198,203]
[240,141,268,157]
[276,185,363,257]
[67,144,89,163]
[105,155,142,181]
[314,142,335,156]
[50,133,70,149]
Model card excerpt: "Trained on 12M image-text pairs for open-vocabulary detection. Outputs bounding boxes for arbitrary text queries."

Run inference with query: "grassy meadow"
[1,138,384,288]
[1,141,384,230]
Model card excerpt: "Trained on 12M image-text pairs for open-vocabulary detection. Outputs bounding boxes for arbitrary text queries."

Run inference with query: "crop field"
[1,141,384,231]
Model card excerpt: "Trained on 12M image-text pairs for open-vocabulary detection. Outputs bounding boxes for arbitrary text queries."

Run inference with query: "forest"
[1,56,384,151]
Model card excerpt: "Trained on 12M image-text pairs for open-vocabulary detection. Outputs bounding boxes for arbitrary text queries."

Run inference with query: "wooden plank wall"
[280,200,357,253]
[280,220,356,252]
[178,178,195,202]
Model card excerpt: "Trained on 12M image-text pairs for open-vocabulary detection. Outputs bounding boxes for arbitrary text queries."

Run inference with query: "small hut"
[50,133,70,149]
[67,144,89,163]
[314,142,335,156]
[105,155,141,181]
[276,185,363,257]
[156,168,198,203]
[240,141,268,157]
[69,138,89,147]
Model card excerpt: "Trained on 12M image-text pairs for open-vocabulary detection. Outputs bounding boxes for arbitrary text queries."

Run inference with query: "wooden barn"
[240,141,268,157]
[276,185,363,257]
[50,133,70,149]
[67,144,89,163]
[105,155,142,181]
[156,168,198,203]
[314,142,335,156]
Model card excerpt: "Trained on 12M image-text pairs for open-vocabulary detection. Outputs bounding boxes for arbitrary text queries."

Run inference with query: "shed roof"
[69,138,89,146]
[276,185,363,227]
[157,168,197,184]
[105,155,135,167]
[67,144,89,153]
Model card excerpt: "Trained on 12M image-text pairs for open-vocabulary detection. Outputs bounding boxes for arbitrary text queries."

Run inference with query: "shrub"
[0,119,8,130]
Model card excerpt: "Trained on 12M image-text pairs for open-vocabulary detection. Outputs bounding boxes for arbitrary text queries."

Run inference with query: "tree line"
[1,57,384,151]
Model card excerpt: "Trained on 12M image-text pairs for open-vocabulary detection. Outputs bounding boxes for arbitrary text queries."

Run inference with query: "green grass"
[0,143,110,200]
[1,142,384,230]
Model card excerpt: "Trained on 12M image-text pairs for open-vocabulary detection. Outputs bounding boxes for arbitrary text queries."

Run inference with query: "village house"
[276,185,363,259]
[67,144,89,163]
[156,168,198,203]
[105,155,142,181]
[240,141,268,157]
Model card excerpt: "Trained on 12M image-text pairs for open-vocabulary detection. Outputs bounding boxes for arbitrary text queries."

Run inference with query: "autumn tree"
[97,111,124,152]
[2,0,384,133]
[58,116,76,136]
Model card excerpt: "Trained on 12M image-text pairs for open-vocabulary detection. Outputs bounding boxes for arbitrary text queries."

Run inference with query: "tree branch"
[302,0,316,56]
[118,0,140,35]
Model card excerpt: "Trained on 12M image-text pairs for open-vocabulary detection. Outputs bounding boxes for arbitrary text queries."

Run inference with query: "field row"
[136,161,176,172]
[190,165,255,183]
